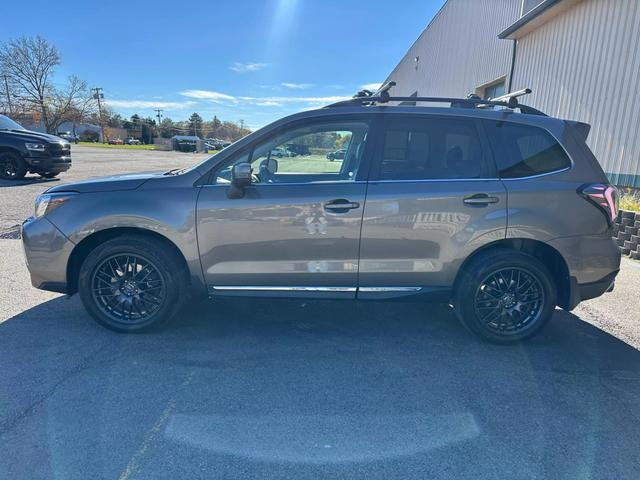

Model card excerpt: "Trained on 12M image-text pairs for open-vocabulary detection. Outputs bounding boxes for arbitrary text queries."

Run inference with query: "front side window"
[214,120,369,184]
[486,122,571,178]
[378,116,490,181]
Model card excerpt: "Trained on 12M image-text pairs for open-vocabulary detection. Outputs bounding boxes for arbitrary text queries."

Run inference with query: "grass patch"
[620,191,640,212]
[77,142,157,150]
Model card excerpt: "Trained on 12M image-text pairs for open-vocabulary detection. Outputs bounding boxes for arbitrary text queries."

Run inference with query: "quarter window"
[486,122,571,178]
[378,117,490,180]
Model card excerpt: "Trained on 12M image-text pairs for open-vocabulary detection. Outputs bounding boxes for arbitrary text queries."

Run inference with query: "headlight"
[34,193,77,218]
[25,142,47,152]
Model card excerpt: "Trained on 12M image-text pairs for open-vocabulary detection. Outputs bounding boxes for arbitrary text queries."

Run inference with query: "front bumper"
[26,155,72,173]
[21,216,75,293]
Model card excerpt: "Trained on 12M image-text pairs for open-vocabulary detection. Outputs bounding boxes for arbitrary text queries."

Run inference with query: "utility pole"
[2,75,13,115]
[91,87,105,142]
[154,108,163,140]
[239,119,245,131]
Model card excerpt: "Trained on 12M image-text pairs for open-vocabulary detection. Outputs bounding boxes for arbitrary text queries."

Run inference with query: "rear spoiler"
[565,121,591,142]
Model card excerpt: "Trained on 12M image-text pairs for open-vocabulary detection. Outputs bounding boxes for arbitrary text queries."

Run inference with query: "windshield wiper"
[164,168,184,176]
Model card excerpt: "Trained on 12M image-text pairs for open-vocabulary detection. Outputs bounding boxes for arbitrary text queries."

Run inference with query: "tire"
[39,172,59,179]
[78,235,188,333]
[0,151,27,180]
[453,249,556,343]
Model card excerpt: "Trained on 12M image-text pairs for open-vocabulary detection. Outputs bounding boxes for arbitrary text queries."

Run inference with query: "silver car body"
[21,105,621,309]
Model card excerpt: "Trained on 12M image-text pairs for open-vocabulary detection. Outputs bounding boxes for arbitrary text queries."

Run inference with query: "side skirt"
[208,285,451,302]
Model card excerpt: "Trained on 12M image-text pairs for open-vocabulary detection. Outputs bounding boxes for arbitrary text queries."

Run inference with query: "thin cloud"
[230,62,268,73]
[281,82,314,90]
[361,82,382,91]
[256,101,283,107]
[179,90,236,102]
[105,99,196,109]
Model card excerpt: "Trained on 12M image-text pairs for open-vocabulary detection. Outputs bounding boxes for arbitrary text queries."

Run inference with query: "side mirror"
[228,163,252,199]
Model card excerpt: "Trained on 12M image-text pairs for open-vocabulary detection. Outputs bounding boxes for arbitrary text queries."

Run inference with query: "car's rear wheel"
[453,249,556,343]
[0,151,27,180]
[78,236,187,332]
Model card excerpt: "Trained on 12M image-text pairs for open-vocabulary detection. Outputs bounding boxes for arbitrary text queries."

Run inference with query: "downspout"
[507,39,517,93]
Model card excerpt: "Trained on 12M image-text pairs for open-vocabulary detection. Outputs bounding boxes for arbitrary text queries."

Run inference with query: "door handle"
[463,194,500,205]
[324,199,360,212]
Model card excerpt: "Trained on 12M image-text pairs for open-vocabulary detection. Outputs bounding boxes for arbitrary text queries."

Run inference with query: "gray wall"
[510,0,640,187]
[522,0,544,14]
[384,0,521,98]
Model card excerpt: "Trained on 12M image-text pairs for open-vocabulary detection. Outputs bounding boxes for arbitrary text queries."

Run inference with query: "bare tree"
[0,36,60,131]
[48,75,95,133]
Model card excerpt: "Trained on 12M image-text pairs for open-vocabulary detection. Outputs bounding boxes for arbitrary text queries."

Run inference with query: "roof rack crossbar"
[326,92,545,116]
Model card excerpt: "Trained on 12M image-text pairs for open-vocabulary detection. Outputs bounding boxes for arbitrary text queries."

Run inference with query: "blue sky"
[2,0,444,129]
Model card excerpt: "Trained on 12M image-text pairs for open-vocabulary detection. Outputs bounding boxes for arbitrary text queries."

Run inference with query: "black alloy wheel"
[0,152,27,180]
[473,267,545,335]
[78,235,188,332]
[91,254,167,326]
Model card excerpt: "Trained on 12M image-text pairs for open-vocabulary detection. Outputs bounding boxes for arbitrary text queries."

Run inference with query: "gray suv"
[21,89,621,342]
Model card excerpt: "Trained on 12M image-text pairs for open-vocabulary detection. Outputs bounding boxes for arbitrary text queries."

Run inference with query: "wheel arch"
[66,227,191,295]
[454,238,572,309]
[0,146,23,155]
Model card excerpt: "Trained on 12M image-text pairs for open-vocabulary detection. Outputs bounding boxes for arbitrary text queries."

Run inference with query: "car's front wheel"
[0,151,27,180]
[78,235,187,332]
[453,249,556,343]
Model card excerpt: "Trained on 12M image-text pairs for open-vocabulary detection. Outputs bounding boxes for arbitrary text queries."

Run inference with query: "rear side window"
[378,116,491,180]
[486,122,571,178]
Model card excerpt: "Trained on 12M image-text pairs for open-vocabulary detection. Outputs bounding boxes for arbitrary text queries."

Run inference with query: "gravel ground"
[1,146,639,479]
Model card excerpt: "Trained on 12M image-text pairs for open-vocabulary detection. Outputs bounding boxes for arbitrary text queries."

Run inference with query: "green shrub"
[620,191,640,212]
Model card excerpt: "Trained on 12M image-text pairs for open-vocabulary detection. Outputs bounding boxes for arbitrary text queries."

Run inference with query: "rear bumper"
[27,155,72,173]
[549,233,621,310]
[21,216,74,293]
[567,270,618,309]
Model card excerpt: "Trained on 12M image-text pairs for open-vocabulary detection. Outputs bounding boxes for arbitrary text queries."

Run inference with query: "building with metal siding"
[385,0,640,188]
[385,0,521,99]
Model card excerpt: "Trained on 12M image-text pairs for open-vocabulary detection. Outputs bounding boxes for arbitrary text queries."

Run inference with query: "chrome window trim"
[499,165,572,180]
[203,180,367,188]
[368,178,500,184]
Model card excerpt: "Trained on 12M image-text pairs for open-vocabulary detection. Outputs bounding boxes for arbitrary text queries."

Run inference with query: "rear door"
[358,114,507,296]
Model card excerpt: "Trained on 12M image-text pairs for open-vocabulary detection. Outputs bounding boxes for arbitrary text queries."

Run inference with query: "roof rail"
[326,84,545,116]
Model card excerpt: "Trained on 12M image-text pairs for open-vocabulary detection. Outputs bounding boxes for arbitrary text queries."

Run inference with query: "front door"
[196,116,372,298]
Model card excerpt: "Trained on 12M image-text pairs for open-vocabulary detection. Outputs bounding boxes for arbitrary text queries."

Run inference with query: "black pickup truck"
[0,114,71,180]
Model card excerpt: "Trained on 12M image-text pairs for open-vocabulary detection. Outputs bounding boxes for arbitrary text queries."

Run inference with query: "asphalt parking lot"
[1,146,640,479]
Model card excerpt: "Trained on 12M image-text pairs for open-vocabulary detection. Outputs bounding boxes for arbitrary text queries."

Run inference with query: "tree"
[210,115,222,137]
[188,112,203,137]
[0,36,94,133]
[47,75,95,133]
[0,36,60,132]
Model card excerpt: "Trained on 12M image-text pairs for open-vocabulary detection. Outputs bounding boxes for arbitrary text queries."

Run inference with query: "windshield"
[0,115,26,131]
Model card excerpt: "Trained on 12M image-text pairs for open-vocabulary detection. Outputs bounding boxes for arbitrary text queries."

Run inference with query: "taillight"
[579,183,619,225]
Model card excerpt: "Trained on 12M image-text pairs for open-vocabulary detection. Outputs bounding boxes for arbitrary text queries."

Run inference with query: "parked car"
[326,148,346,161]
[0,114,71,180]
[205,138,232,150]
[108,138,124,145]
[270,147,293,157]
[57,131,80,144]
[124,137,142,145]
[21,92,621,343]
